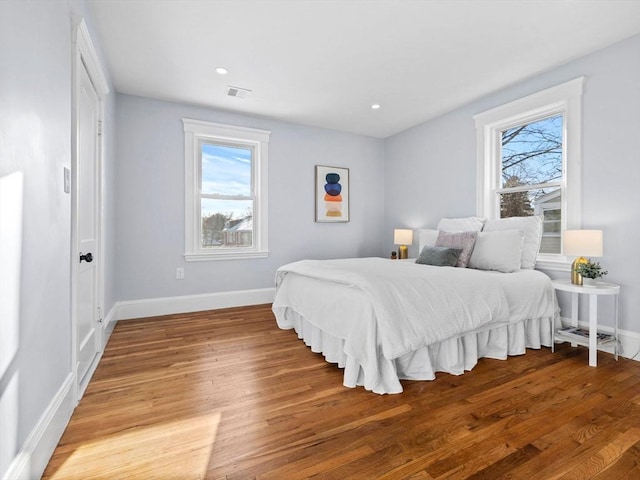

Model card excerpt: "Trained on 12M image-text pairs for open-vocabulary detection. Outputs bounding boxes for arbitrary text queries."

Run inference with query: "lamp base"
[398,245,408,259]
[571,256,588,285]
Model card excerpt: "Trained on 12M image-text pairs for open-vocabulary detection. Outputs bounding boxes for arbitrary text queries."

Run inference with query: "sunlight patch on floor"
[48,411,221,479]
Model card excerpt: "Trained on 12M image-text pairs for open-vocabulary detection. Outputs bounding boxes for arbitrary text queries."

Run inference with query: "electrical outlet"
[176,267,184,279]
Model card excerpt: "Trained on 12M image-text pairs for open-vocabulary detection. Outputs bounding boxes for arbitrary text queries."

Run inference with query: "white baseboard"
[557,316,640,361]
[3,374,75,480]
[4,304,125,480]
[116,287,276,321]
[102,302,118,347]
[75,304,120,399]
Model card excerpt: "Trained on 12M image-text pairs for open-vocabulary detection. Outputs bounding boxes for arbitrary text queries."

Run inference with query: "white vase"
[582,278,596,286]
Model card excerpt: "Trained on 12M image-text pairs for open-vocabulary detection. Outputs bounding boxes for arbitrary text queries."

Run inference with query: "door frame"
[71,19,109,403]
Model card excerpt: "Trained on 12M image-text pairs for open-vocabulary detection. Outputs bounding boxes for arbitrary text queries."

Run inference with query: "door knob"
[80,252,93,263]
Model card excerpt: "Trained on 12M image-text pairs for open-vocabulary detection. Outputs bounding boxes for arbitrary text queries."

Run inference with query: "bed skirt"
[279,308,555,394]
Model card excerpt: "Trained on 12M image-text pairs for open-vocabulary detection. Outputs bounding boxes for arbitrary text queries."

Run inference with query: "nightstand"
[552,278,620,366]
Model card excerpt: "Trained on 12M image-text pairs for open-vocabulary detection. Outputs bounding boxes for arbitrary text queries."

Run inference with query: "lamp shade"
[563,229,603,257]
[394,229,413,245]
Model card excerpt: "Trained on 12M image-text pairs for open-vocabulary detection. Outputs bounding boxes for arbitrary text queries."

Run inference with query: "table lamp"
[394,229,413,260]
[563,229,603,285]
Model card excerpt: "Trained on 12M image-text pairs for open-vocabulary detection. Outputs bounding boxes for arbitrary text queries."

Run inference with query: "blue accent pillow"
[415,246,463,267]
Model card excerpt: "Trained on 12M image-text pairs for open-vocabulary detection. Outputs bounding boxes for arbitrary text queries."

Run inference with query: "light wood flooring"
[43,304,640,479]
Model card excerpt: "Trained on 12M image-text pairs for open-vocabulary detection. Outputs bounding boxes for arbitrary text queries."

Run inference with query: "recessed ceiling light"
[216,67,228,75]
[371,104,381,110]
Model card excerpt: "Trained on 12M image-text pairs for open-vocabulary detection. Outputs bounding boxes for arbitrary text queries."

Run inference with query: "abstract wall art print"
[315,165,349,222]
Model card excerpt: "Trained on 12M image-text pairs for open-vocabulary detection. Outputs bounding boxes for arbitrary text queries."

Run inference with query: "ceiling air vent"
[227,85,252,99]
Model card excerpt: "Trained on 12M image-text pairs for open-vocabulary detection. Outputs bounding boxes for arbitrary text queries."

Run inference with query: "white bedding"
[272,257,559,394]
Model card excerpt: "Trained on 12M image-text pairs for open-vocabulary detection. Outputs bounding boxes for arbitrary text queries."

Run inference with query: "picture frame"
[315,165,349,222]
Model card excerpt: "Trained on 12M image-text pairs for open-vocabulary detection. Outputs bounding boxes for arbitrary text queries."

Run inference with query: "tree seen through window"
[500,114,563,253]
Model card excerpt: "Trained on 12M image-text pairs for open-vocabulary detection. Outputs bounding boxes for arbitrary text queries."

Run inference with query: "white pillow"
[437,216,486,232]
[483,216,542,270]
[468,230,524,273]
[418,229,439,252]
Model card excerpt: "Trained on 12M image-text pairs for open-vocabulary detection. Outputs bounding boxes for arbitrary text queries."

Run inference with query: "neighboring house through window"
[183,119,270,260]
[534,189,562,255]
[474,77,584,269]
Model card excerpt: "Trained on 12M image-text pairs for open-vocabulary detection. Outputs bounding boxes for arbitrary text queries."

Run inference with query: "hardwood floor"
[43,304,640,479]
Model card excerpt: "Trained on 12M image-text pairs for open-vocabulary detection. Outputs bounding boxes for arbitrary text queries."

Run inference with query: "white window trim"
[474,77,584,271]
[183,118,270,261]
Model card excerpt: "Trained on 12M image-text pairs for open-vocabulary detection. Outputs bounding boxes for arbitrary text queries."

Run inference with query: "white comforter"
[273,257,558,393]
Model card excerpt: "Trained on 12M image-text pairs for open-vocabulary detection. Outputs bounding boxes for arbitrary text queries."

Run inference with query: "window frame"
[474,77,584,270]
[183,118,270,261]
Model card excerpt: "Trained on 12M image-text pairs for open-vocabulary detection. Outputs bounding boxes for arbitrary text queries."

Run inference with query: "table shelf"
[556,326,615,345]
[552,278,620,366]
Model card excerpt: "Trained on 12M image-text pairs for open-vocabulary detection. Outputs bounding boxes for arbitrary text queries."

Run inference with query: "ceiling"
[87,0,640,138]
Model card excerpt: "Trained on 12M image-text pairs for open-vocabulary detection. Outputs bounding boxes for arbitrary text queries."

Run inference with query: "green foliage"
[576,261,608,279]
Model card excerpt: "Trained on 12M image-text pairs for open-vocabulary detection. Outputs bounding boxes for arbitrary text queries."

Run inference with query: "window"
[474,78,584,269]
[183,119,270,261]
[500,114,562,253]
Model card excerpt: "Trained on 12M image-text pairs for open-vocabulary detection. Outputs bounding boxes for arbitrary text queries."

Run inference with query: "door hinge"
[97,120,103,136]
[97,306,103,323]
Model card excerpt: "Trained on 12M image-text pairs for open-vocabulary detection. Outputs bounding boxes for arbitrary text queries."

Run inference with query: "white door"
[75,58,101,391]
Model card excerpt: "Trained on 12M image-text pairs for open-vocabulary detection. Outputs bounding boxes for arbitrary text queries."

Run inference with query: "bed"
[272,216,560,394]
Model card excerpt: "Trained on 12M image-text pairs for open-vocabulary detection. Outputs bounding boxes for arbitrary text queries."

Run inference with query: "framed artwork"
[315,165,349,222]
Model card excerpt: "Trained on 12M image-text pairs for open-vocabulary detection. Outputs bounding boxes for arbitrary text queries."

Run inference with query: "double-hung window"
[183,119,270,261]
[474,78,584,269]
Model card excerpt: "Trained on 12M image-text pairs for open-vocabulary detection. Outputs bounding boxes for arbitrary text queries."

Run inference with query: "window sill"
[184,250,269,262]
[535,257,571,272]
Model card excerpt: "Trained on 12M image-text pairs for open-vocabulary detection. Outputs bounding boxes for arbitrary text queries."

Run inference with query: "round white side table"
[552,278,620,367]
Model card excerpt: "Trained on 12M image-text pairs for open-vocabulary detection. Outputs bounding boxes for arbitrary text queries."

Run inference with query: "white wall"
[384,35,640,334]
[114,94,385,301]
[0,1,115,478]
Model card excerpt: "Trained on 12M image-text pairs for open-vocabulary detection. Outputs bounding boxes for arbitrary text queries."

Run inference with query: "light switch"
[63,167,70,194]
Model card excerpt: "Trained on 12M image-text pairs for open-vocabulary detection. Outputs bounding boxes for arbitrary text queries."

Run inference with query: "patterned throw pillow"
[435,231,478,268]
